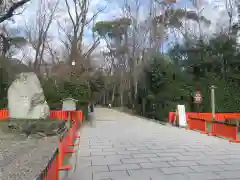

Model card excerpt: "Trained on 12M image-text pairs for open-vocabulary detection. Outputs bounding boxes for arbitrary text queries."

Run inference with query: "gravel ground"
[0,129,58,180]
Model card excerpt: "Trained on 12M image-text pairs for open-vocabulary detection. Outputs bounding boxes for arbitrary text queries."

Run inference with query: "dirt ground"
[0,121,58,180]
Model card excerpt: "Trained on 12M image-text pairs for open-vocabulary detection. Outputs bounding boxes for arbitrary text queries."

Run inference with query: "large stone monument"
[5,72,66,137]
[8,72,50,119]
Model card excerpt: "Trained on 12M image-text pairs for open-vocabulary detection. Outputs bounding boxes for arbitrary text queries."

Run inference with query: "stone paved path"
[69,108,240,180]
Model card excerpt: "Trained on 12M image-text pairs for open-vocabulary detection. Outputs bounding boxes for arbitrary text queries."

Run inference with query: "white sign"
[177,105,187,127]
[62,98,77,111]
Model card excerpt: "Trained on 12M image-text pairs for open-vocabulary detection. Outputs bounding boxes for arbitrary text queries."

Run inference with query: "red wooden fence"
[169,111,240,143]
[0,109,83,180]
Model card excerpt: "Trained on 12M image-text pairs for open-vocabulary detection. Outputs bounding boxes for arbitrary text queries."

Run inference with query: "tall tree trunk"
[111,85,115,105]
[103,91,106,105]
[142,98,146,116]
[120,71,124,107]
[120,93,123,107]
[134,80,138,102]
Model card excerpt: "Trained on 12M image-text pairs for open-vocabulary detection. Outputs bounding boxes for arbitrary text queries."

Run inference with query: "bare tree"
[225,0,235,34]
[0,0,30,23]
[24,0,59,74]
[237,0,240,46]
[93,0,211,108]
[123,0,150,106]
[0,23,27,57]
[45,41,60,65]
[94,17,132,106]
[59,0,105,68]
[0,0,29,58]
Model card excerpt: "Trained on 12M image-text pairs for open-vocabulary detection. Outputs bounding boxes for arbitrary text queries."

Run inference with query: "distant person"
[108,103,112,108]
[90,104,94,112]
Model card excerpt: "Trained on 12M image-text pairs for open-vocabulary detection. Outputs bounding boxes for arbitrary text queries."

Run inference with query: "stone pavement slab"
[68,108,240,180]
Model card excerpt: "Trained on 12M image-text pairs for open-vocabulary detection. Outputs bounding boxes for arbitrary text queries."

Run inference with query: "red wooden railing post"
[211,123,216,136]
[72,120,80,139]
[200,120,208,134]
[80,110,83,123]
[68,126,79,147]
[229,125,240,143]
[168,112,175,124]
[40,149,60,180]
[58,132,74,171]
[186,118,191,130]
[58,141,64,170]
[55,152,59,180]
[235,126,238,141]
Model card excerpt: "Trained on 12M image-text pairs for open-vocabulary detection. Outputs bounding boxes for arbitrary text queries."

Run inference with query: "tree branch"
[64,0,76,27]
[0,0,30,23]
[83,37,100,58]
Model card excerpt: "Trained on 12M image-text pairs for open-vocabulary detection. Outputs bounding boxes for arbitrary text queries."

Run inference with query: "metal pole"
[210,85,216,120]
[197,103,200,113]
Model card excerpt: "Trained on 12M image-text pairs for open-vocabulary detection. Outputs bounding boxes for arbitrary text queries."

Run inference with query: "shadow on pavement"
[84,112,96,128]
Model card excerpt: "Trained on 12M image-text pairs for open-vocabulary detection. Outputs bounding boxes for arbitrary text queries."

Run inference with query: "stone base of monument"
[0,118,67,138]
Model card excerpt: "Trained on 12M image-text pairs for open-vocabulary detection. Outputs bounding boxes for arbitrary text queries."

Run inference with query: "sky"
[8,0,238,61]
